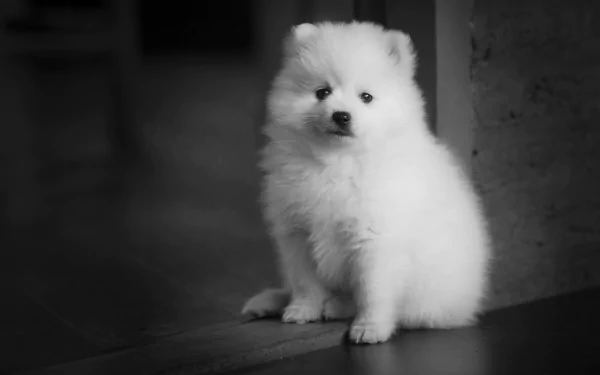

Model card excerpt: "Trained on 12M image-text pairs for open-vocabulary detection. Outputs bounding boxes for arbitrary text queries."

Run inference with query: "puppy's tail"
[241,288,291,319]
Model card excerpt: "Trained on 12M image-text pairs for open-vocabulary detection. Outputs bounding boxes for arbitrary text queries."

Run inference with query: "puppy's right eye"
[315,88,331,100]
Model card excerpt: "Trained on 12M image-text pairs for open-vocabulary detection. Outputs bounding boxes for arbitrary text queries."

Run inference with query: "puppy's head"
[266,21,426,146]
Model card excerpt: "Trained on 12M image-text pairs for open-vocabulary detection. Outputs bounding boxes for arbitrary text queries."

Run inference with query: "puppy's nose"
[331,111,352,127]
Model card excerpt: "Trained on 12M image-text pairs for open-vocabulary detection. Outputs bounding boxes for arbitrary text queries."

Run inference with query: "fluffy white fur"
[242,21,491,344]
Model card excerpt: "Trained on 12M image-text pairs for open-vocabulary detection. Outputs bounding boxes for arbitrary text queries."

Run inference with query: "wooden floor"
[233,288,600,375]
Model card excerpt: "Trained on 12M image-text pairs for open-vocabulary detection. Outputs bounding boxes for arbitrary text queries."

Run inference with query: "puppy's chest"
[282,161,363,228]
[282,162,364,285]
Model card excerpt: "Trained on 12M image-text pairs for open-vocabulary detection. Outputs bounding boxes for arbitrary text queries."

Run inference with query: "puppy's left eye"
[360,92,373,103]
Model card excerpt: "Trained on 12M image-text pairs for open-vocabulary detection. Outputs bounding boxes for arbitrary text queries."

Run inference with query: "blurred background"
[1,1,271,373]
[1,0,599,374]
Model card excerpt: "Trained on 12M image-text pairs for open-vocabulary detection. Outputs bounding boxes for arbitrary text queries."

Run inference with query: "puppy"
[242,21,491,344]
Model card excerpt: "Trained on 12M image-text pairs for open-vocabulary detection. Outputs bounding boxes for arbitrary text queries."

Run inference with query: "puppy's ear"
[388,30,417,77]
[283,23,318,56]
[292,23,318,41]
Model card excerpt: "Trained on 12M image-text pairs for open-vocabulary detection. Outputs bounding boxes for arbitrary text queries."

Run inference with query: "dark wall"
[140,1,255,54]
[31,0,256,54]
[471,0,600,309]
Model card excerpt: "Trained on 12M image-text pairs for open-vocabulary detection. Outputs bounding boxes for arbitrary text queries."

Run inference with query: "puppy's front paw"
[323,296,355,321]
[348,317,395,344]
[282,299,323,324]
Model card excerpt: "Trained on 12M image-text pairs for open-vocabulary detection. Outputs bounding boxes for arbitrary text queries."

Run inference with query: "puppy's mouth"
[326,128,353,137]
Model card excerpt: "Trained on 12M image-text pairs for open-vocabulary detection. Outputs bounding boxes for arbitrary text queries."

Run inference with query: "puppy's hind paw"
[241,288,290,319]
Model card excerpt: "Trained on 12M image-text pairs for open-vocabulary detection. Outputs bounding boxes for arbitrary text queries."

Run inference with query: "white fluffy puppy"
[242,21,491,344]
